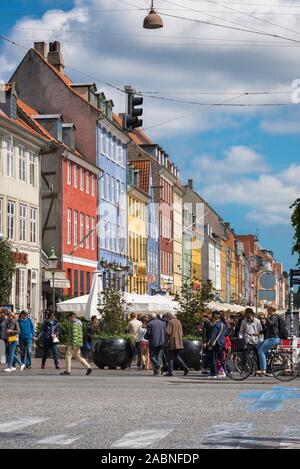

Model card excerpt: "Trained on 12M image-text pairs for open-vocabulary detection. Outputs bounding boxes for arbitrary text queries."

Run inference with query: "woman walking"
[139,316,150,370]
[3,311,24,373]
[40,312,61,370]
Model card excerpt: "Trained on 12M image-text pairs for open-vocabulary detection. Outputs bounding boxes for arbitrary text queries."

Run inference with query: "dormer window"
[10,94,17,120]
[106,100,114,121]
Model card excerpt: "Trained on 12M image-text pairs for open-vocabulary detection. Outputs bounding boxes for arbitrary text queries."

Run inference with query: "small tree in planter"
[93,288,134,369]
[291,198,300,265]
[0,239,16,306]
[173,280,214,370]
[175,280,214,339]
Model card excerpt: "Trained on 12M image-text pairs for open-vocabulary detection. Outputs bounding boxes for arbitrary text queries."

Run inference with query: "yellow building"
[127,182,148,295]
[220,238,227,302]
[192,236,202,291]
[173,185,183,294]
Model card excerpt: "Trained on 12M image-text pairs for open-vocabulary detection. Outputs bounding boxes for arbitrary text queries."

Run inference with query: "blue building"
[96,106,130,291]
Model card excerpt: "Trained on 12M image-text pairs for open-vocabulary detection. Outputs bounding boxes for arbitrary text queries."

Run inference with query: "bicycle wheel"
[225,351,253,381]
[270,351,298,382]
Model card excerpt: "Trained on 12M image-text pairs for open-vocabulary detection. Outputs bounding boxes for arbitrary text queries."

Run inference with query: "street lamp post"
[143,0,163,29]
[48,247,58,313]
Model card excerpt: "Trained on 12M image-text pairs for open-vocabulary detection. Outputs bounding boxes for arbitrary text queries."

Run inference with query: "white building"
[0,90,46,321]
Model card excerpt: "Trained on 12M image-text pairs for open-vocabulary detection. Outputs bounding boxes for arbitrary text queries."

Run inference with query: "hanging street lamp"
[48,246,58,312]
[143,0,163,29]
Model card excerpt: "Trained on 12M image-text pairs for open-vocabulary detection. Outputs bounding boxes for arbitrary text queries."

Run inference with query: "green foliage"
[174,280,214,337]
[0,239,16,306]
[36,318,89,346]
[291,198,300,265]
[97,288,130,335]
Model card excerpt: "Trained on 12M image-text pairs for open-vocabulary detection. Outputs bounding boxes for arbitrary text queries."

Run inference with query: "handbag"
[208,323,224,351]
[8,335,17,343]
[52,335,59,344]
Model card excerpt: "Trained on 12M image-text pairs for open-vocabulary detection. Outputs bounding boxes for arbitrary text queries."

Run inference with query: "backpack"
[278,315,289,340]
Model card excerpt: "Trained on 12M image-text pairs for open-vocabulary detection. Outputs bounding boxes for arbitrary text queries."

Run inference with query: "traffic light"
[291,269,300,277]
[124,86,143,131]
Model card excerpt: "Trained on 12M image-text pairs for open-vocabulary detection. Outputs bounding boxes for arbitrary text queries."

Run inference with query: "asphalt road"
[1,361,300,449]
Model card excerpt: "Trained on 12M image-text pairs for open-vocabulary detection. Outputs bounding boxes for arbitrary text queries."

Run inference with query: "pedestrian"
[233,312,244,338]
[201,314,213,375]
[126,313,142,369]
[18,310,35,369]
[39,312,62,370]
[2,311,25,373]
[239,308,263,346]
[146,313,166,376]
[165,313,189,377]
[256,306,282,377]
[207,311,228,379]
[139,316,150,370]
[60,312,92,376]
[84,315,100,359]
[0,309,8,363]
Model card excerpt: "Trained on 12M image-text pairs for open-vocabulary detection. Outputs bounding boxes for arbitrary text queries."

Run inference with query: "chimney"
[34,41,48,58]
[47,41,64,73]
[188,179,193,190]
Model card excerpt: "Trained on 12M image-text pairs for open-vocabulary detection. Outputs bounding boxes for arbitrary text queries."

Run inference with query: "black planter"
[92,338,135,370]
[174,340,202,371]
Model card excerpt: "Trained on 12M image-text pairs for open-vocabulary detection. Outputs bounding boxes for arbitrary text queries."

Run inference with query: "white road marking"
[280,426,300,449]
[0,417,48,433]
[66,418,91,428]
[37,434,81,445]
[111,429,173,449]
[201,422,255,449]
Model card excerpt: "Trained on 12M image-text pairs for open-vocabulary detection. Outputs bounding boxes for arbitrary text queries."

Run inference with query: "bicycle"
[225,339,298,382]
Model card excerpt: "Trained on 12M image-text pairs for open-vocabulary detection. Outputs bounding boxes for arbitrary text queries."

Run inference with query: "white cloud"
[201,166,299,226]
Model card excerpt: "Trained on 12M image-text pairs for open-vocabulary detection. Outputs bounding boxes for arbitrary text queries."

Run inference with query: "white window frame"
[29,152,36,186]
[80,169,84,191]
[7,200,15,240]
[91,218,95,250]
[80,213,84,247]
[91,175,95,196]
[74,211,78,246]
[67,208,72,245]
[86,215,90,249]
[74,164,78,188]
[19,204,27,242]
[6,137,14,179]
[86,173,90,194]
[18,145,26,183]
[67,161,72,185]
[19,269,26,311]
[30,207,37,244]
[111,177,115,204]
[106,173,111,202]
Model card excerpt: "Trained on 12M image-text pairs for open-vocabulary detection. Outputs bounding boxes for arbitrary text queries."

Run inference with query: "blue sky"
[0,0,299,270]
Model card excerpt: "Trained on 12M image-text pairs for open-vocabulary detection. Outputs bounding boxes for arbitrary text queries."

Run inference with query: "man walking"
[127,313,142,369]
[147,313,166,375]
[18,311,35,369]
[60,313,92,376]
[165,313,188,377]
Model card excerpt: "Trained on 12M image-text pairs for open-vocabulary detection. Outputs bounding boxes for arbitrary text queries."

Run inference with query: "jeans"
[7,341,22,368]
[209,344,225,376]
[168,350,188,374]
[257,337,280,371]
[42,342,59,367]
[150,345,164,370]
[132,342,142,368]
[20,338,33,367]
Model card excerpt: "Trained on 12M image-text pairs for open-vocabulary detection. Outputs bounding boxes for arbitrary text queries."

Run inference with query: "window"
[7,201,15,240]
[29,152,36,186]
[101,174,105,199]
[67,208,72,245]
[80,271,85,296]
[74,211,78,246]
[86,173,90,194]
[111,177,115,204]
[117,140,122,164]
[74,164,78,188]
[91,175,95,196]
[19,204,26,242]
[106,132,110,156]
[0,198,2,236]
[19,269,26,311]
[80,169,84,191]
[80,213,84,247]
[86,215,90,249]
[74,270,78,296]
[86,272,91,294]
[107,133,112,158]
[112,137,117,161]
[106,173,111,202]
[30,207,37,243]
[101,128,107,155]
[91,218,95,250]
[67,161,71,185]
[6,138,14,178]
[18,146,26,182]
[116,180,120,203]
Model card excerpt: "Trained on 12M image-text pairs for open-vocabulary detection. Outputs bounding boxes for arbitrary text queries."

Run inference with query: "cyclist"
[239,308,263,346]
[256,306,281,377]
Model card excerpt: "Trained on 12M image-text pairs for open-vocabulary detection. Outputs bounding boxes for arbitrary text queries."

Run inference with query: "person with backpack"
[39,312,62,370]
[256,306,287,376]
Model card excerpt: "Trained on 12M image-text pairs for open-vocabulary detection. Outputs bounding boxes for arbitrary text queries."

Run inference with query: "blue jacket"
[147,319,166,347]
[209,320,228,348]
[18,318,35,340]
[42,319,60,343]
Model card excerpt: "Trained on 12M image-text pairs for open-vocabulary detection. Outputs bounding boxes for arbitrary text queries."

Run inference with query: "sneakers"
[55,365,62,370]
[20,365,26,372]
[3,368,12,373]
[11,367,17,372]
[86,368,93,376]
[60,371,71,376]
[184,368,189,376]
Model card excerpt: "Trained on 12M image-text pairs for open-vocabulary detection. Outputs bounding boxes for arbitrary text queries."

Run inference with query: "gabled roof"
[130,160,151,194]
[0,109,47,142]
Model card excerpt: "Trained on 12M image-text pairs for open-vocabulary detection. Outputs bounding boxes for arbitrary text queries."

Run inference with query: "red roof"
[130,160,151,194]
[0,110,46,141]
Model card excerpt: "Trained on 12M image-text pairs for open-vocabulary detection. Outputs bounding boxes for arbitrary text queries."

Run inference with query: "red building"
[17,98,100,306]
